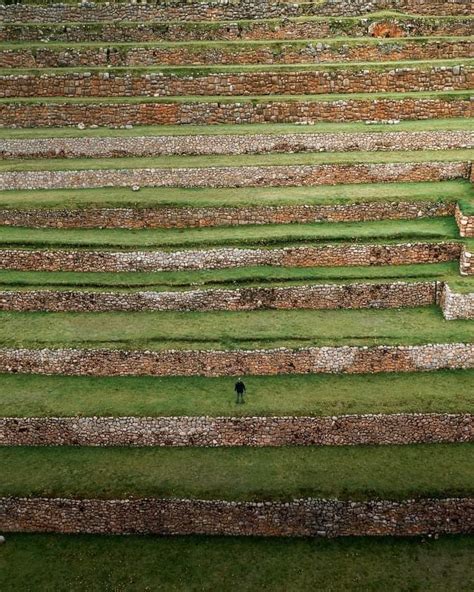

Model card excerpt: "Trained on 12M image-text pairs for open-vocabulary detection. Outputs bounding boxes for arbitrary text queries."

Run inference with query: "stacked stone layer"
[0,343,472,377]
[0,243,462,273]
[1,497,473,537]
[0,414,472,447]
[3,97,470,128]
[2,131,473,159]
[1,162,469,191]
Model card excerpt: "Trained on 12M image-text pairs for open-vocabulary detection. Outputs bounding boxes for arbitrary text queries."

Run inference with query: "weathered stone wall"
[0,343,472,377]
[0,282,438,313]
[1,162,469,191]
[0,414,471,447]
[3,66,471,98]
[0,202,456,229]
[4,17,471,43]
[455,204,474,238]
[440,283,474,320]
[460,245,473,275]
[1,496,473,537]
[0,243,462,273]
[3,39,473,68]
[2,132,473,160]
[2,96,470,127]
[3,0,471,24]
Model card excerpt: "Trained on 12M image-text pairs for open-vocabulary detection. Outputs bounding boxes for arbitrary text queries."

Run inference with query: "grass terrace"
[2,148,473,172]
[0,307,472,350]
[1,444,473,500]
[1,534,473,592]
[2,118,472,139]
[4,57,474,75]
[0,262,471,291]
[0,180,471,209]
[0,370,472,418]
[1,89,470,105]
[0,218,460,249]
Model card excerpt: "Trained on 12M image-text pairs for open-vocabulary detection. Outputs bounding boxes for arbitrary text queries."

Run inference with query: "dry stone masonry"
[0,162,469,191]
[2,40,473,69]
[5,16,472,44]
[0,343,472,377]
[1,496,473,537]
[0,243,462,273]
[0,414,472,448]
[0,202,456,229]
[2,131,473,159]
[3,65,472,98]
[0,282,439,313]
[440,283,474,320]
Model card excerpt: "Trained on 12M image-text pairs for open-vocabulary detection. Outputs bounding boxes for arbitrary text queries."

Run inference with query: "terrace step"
[3,61,472,98]
[4,14,472,43]
[2,91,470,127]
[2,129,473,159]
[0,413,472,447]
[2,37,473,68]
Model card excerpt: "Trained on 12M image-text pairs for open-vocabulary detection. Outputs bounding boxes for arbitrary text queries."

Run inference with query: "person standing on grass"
[234,378,246,404]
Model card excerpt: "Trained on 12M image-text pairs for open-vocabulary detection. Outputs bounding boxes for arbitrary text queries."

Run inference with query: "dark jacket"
[234,381,246,394]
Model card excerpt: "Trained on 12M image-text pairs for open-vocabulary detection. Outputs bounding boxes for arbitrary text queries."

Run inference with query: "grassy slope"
[3,148,473,172]
[0,370,472,417]
[0,307,472,350]
[0,180,471,209]
[1,444,473,500]
[1,534,473,592]
[0,218,459,250]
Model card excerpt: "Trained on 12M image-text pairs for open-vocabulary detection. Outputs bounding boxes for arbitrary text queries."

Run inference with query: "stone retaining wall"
[455,203,474,238]
[2,96,469,127]
[1,162,469,192]
[0,414,471,447]
[0,243,461,272]
[3,66,471,98]
[4,17,471,43]
[2,132,473,159]
[0,202,456,229]
[3,0,471,24]
[1,496,472,537]
[0,282,438,313]
[3,40,473,68]
[460,246,473,275]
[0,343,472,377]
[440,283,474,320]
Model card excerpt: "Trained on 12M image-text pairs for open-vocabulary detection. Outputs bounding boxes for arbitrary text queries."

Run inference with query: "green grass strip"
[0,180,470,209]
[0,307,472,350]
[1,370,472,418]
[2,118,473,139]
[1,534,473,592]
[0,219,459,250]
[2,148,473,173]
[1,444,473,500]
[4,57,474,76]
[1,89,470,105]
[0,262,463,291]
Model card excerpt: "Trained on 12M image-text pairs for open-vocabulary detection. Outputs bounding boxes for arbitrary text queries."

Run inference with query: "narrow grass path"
[4,57,474,76]
[2,118,472,139]
[1,444,472,500]
[0,307,472,350]
[2,534,473,592]
[1,180,470,209]
[0,218,459,250]
[2,148,473,172]
[1,370,472,417]
[1,89,470,105]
